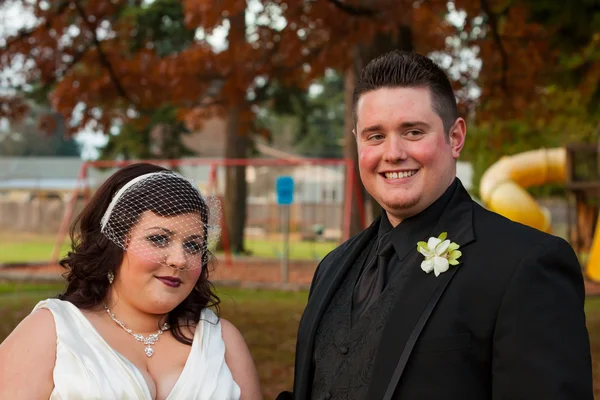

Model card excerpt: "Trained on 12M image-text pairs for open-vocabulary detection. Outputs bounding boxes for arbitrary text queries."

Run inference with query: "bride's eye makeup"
[183,240,203,255]
[146,234,170,247]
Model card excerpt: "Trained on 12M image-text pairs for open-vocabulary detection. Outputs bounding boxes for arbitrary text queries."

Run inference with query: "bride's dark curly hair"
[58,163,220,346]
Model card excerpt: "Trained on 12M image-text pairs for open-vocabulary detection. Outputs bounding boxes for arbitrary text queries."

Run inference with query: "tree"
[99,105,196,160]
[0,0,269,252]
[2,0,598,243]
[460,0,600,195]
[259,71,345,158]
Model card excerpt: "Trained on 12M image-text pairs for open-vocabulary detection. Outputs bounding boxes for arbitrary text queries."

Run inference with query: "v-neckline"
[63,300,199,400]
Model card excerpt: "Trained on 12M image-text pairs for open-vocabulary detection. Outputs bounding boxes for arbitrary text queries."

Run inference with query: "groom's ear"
[449,117,466,159]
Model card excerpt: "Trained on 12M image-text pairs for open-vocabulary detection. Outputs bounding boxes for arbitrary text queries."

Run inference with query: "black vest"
[311,241,404,399]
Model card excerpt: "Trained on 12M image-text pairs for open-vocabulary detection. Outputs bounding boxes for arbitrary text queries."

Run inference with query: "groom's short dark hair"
[353,50,458,135]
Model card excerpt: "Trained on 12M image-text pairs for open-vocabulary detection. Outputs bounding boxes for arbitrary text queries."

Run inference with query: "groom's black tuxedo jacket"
[287,180,592,399]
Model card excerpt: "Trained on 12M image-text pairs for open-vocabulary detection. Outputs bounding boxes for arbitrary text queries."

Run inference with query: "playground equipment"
[49,158,356,268]
[479,148,566,233]
[479,147,600,281]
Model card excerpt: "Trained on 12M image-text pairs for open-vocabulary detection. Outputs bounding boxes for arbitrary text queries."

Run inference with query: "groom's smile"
[381,169,419,181]
[355,86,466,226]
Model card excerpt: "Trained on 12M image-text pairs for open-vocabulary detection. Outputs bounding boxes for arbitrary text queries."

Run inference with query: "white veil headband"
[99,170,221,270]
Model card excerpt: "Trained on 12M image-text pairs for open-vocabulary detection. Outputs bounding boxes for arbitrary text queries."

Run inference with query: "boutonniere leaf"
[417,232,462,277]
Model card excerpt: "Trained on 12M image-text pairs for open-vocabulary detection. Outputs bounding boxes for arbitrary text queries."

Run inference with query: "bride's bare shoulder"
[220,318,262,400]
[1,306,57,347]
[0,307,56,397]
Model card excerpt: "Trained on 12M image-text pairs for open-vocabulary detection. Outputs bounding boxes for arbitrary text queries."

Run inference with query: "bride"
[0,163,262,399]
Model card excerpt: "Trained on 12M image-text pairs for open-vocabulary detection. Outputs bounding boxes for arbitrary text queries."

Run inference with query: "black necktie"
[352,232,395,325]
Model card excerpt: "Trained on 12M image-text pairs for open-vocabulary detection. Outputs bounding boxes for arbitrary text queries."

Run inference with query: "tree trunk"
[343,65,364,236]
[222,6,249,254]
[343,25,414,235]
[224,103,249,254]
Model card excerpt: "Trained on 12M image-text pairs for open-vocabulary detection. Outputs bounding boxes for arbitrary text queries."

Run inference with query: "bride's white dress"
[33,299,241,399]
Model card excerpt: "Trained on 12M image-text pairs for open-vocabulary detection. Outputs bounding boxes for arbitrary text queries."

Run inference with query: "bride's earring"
[107,271,115,284]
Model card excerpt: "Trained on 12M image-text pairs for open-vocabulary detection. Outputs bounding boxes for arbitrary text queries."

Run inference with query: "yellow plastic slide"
[479,147,600,281]
[479,148,566,233]
[588,217,600,281]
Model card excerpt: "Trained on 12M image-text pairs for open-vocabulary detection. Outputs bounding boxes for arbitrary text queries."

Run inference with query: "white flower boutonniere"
[417,232,462,277]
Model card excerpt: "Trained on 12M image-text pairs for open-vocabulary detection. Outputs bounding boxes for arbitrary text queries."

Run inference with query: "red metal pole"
[87,157,348,168]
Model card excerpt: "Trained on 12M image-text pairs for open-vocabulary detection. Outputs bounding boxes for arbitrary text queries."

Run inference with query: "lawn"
[243,238,336,260]
[2,283,600,398]
[0,282,307,398]
[0,234,337,264]
[0,233,70,264]
[585,296,600,398]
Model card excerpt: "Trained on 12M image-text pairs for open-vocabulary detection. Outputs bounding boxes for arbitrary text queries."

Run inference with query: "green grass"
[0,236,70,263]
[585,296,600,313]
[585,297,600,399]
[0,282,66,294]
[0,235,337,264]
[243,238,336,260]
[0,282,307,399]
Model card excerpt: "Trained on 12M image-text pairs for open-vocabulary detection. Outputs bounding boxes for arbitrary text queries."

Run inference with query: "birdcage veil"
[100,171,221,270]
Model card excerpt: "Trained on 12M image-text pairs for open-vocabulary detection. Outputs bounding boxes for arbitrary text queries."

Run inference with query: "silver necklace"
[102,302,170,357]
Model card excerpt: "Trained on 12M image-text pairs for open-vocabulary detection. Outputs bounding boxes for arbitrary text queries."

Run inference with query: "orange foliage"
[0,0,586,138]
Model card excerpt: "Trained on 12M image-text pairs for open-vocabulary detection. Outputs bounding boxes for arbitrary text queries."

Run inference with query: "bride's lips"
[156,276,182,288]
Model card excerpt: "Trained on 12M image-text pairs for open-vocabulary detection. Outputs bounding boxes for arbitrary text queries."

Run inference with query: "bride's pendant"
[103,302,170,358]
[136,331,166,357]
[145,346,155,357]
[132,327,168,357]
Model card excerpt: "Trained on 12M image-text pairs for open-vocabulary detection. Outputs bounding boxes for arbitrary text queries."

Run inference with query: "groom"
[279,50,593,399]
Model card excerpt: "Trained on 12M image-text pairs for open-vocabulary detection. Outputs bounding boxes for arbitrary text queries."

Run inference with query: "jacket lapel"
[369,184,477,399]
[294,217,380,399]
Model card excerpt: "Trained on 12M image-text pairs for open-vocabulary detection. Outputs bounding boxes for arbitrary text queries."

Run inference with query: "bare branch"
[39,42,92,90]
[480,0,509,93]
[326,0,378,17]
[73,0,139,107]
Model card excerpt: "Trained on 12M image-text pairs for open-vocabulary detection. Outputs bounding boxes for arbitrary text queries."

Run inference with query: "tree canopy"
[5,0,594,136]
[1,0,598,239]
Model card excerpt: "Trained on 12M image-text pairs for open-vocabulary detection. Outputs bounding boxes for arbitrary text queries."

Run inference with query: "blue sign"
[276,176,294,205]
